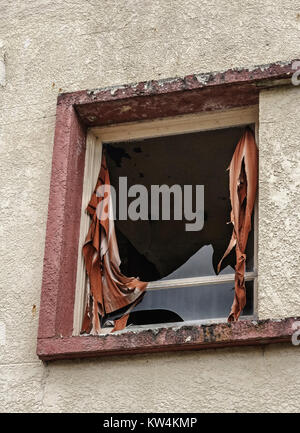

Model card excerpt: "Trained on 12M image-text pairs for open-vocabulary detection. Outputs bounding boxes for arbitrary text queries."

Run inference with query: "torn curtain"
[217,127,258,322]
[81,152,148,334]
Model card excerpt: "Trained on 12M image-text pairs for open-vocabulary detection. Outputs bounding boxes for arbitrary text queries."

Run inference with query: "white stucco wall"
[258,87,300,319]
[0,0,299,412]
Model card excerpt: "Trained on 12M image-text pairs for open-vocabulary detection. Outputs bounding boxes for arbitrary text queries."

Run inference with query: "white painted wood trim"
[147,271,257,290]
[73,133,102,335]
[253,119,259,316]
[92,105,259,143]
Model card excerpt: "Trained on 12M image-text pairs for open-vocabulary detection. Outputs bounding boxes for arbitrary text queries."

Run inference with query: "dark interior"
[105,125,255,283]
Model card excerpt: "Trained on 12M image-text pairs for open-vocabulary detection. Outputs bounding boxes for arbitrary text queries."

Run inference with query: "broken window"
[103,125,257,328]
[73,107,258,335]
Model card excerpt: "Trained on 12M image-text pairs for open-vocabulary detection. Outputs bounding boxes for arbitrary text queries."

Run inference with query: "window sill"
[37,316,299,361]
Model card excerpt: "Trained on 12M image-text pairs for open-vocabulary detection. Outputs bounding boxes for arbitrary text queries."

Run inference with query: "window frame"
[37,59,298,360]
[73,106,259,335]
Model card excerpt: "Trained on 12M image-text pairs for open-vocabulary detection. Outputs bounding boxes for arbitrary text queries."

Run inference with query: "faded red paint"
[67,59,297,126]
[38,59,299,360]
[38,103,86,339]
[74,84,257,127]
[37,317,299,361]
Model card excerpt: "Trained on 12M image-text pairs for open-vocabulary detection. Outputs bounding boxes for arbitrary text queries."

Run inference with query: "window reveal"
[81,125,258,332]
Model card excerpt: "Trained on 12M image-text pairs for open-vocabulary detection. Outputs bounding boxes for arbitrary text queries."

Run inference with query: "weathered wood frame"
[37,59,299,361]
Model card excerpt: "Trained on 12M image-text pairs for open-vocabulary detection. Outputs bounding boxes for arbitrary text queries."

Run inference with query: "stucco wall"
[258,87,300,319]
[0,0,299,412]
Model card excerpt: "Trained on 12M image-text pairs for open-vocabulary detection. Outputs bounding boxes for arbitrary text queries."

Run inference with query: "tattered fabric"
[81,152,148,334]
[217,128,258,322]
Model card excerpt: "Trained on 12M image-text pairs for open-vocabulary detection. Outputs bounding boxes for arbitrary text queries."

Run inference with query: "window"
[73,106,258,335]
[38,60,296,360]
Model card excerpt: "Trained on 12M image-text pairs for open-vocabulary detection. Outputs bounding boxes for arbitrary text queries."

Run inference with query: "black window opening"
[105,125,256,327]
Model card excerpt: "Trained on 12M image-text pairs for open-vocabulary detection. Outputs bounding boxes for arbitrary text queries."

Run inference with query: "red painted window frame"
[37,60,299,361]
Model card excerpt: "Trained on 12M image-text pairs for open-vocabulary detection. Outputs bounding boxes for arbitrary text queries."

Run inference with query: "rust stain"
[119,105,131,113]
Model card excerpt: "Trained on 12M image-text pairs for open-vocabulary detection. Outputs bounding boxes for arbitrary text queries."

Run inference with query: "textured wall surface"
[258,87,300,319]
[0,0,299,413]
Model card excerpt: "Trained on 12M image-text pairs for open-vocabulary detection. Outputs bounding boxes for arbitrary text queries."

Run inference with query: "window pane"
[130,281,254,324]
[160,244,236,280]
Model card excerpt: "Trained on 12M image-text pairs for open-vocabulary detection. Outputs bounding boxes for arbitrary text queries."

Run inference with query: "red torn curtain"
[81,153,148,334]
[217,127,258,322]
